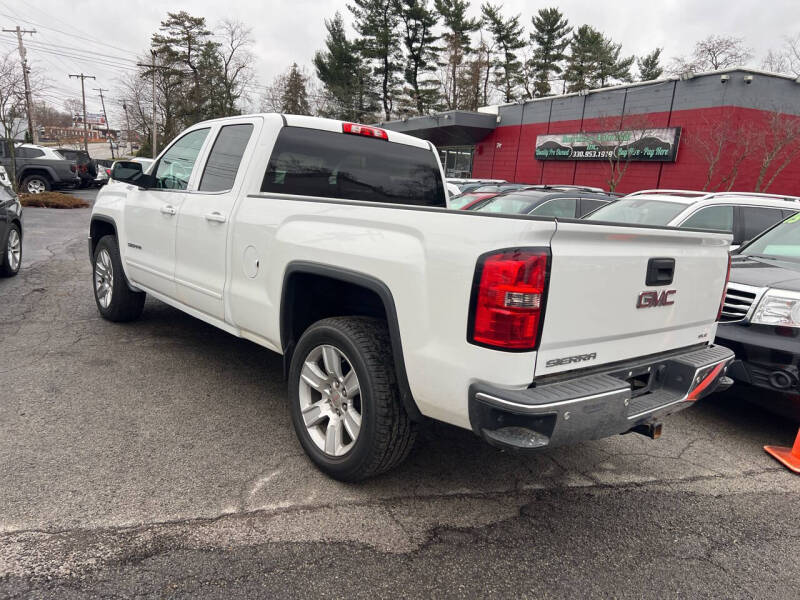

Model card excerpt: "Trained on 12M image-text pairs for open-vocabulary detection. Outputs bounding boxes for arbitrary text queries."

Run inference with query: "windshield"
[741,215,800,262]
[469,192,545,214]
[585,198,686,225]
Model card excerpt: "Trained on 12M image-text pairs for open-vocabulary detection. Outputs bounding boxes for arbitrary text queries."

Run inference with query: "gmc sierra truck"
[88,114,734,481]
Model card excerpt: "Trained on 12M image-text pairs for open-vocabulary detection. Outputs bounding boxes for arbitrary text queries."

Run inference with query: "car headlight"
[752,289,800,328]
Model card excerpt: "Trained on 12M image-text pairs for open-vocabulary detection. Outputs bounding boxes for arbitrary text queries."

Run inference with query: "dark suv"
[57,148,97,188]
[716,214,800,420]
[463,185,616,218]
[0,180,22,276]
[0,142,79,193]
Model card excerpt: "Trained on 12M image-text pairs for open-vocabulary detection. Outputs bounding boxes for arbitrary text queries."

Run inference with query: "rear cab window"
[261,127,446,207]
[199,124,254,192]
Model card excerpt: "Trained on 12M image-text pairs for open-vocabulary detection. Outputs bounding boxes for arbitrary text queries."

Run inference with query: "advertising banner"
[535,127,681,162]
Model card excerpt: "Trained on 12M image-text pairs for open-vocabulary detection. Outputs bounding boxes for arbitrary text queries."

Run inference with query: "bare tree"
[753,110,800,192]
[0,51,28,189]
[582,115,661,192]
[669,35,753,74]
[687,111,758,191]
[216,19,255,114]
[761,34,800,76]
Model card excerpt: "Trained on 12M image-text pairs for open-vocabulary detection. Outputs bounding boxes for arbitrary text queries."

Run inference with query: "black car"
[716,214,800,419]
[464,185,616,218]
[0,181,22,277]
[57,148,97,188]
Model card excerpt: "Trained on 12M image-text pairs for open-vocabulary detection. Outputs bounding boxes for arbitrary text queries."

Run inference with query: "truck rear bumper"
[468,344,735,451]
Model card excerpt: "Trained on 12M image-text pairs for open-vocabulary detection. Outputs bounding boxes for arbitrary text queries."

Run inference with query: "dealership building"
[383,68,800,195]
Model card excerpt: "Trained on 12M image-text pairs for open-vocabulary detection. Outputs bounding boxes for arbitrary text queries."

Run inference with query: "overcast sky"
[2,0,798,120]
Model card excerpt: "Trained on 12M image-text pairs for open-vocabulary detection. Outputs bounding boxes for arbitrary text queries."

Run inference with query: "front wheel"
[0,223,21,277]
[288,317,416,481]
[92,235,146,322]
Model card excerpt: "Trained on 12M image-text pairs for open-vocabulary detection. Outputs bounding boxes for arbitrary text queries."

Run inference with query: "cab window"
[679,205,733,232]
[199,124,254,192]
[741,206,787,241]
[529,198,577,218]
[154,128,210,190]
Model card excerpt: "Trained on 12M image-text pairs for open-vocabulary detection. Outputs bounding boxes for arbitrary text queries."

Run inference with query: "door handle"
[160,205,177,216]
[204,211,227,223]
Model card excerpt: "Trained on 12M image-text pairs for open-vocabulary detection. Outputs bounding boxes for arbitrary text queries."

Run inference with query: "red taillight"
[342,122,388,140]
[105,168,111,176]
[469,249,550,350]
[717,254,731,321]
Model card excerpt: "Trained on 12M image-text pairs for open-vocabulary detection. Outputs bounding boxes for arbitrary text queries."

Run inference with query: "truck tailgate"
[535,221,731,377]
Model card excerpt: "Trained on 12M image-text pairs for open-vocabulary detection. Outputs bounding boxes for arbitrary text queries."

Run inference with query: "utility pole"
[93,87,114,159]
[137,50,161,158]
[122,102,132,156]
[69,73,95,153]
[3,26,37,143]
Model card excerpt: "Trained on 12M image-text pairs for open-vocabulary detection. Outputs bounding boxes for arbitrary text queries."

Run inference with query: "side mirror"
[110,161,148,187]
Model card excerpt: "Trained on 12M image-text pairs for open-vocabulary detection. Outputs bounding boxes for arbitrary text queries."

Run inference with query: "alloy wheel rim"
[298,344,363,457]
[7,228,20,271]
[94,249,113,308]
[27,179,45,194]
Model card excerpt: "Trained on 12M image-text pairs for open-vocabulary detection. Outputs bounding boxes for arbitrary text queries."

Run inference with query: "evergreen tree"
[434,0,480,109]
[595,34,634,87]
[481,3,526,103]
[313,13,379,122]
[564,25,633,91]
[151,12,216,127]
[529,7,571,97]
[281,63,311,115]
[397,0,440,115]
[349,0,403,120]
[637,48,663,81]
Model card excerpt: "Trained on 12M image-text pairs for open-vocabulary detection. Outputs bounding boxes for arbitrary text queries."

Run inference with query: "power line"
[2,25,37,143]
[0,7,142,57]
[68,72,95,152]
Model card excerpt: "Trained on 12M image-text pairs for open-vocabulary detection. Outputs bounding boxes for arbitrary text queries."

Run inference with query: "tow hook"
[631,422,663,439]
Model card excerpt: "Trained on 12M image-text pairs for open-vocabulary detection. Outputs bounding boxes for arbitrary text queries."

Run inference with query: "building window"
[438,146,474,178]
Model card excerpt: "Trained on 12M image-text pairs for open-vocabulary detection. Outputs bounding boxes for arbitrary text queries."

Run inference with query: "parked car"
[584,190,800,248]
[716,214,800,420]
[89,113,734,481]
[0,142,80,194]
[465,186,615,218]
[449,183,533,209]
[0,178,22,276]
[0,165,11,188]
[57,148,97,188]
[447,178,506,193]
[94,159,114,186]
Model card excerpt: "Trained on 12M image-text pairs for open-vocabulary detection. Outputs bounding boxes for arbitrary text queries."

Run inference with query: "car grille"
[720,283,761,322]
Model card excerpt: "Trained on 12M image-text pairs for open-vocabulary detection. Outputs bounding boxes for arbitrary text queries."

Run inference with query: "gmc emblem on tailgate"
[637,289,676,309]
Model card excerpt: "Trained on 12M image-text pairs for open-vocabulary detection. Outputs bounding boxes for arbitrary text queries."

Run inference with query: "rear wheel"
[92,235,145,322]
[288,317,416,481]
[0,223,21,277]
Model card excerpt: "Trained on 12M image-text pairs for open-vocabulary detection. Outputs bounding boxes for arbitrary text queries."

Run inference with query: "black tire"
[0,222,21,277]
[288,317,416,481]
[92,235,145,322]
[20,174,52,194]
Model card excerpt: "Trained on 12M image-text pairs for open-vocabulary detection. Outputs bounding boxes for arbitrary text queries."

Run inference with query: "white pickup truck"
[89,114,735,481]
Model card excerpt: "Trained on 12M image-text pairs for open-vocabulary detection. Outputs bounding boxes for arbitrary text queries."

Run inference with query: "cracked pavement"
[1,193,799,598]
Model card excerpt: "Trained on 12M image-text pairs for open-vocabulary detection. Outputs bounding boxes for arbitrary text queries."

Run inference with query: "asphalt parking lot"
[1,189,799,598]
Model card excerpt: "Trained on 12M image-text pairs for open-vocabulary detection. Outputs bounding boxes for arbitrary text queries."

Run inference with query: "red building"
[384,69,800,195]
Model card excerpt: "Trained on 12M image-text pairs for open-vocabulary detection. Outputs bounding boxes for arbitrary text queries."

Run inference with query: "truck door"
[174,121,256,320]
[123,128,210,298]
